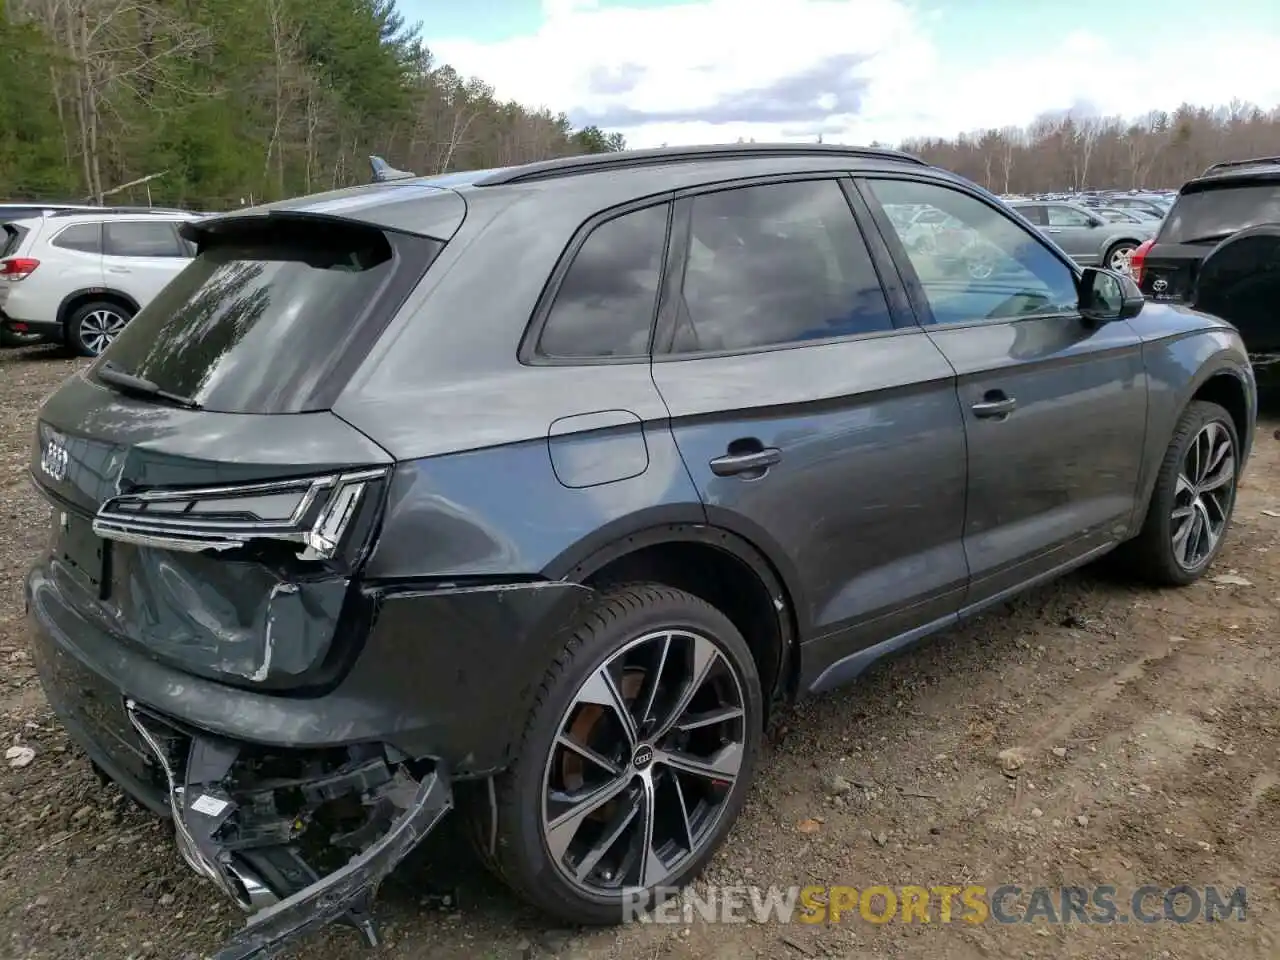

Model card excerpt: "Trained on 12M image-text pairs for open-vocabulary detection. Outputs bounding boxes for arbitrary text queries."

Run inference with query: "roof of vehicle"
[1182,157,1280,194]
[46,206,198,218]
[191,143,946,243]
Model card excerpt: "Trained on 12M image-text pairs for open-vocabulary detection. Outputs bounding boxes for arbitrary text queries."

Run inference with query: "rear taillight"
[0,257,40,280]
[1129,239,1153,285]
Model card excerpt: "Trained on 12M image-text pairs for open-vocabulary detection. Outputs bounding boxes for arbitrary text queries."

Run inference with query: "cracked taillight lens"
[92,468,388,561]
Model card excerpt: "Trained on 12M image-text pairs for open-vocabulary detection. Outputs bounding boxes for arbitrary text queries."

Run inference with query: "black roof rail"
[47,205,194,217]
[474,142,927,186]
[1201,156,1280,176]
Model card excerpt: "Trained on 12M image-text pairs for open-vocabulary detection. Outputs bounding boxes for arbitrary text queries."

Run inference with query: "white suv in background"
[0,209,198,356]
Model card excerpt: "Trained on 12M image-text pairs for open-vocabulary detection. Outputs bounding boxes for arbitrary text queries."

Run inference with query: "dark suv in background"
[1133,157,1280,356]
[25,144,1255,957]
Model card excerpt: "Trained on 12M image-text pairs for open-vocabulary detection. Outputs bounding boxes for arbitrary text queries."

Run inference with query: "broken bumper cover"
[124,703,452,959]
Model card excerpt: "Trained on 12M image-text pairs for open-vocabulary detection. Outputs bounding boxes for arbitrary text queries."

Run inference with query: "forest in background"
[3,1,1279,208]
[899,102,1280,194]
[0,0,625,210]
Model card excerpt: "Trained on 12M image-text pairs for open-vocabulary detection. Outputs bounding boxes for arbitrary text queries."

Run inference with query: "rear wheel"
[67,300,132,357]
[465,584,762,924]
[1119,400,1239,585]
[1105,241,1137,274]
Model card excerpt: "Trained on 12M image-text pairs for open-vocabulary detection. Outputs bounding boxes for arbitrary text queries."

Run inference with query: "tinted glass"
[1159,183,1280,244]
[1046,205,1092,227]
[52,222,101,253]
[671,179,892,353]
[868,178,1079,325]
[1015,205,1046,226]
[104,221,184,257]
[102,221,436,413]
[538,204,668,358]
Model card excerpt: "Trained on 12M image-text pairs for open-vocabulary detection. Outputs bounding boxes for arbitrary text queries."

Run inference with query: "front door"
[648,177,970,687]
[1043,203,1101,263]
[860,177,1149,608]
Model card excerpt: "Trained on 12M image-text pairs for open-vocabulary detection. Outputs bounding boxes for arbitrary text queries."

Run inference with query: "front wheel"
[466,584,762,925]
[66,300,133,357]
[1120,400,1240,585]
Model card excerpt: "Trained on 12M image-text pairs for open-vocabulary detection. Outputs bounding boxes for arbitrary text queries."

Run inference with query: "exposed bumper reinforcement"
[125,700,453,960]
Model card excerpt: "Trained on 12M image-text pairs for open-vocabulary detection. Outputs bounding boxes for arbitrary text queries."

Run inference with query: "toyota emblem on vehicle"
[40,432,69,483]
[1152,279,1168,292]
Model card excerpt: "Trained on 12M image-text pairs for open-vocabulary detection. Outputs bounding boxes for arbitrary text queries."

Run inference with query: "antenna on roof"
[369,156,416,183]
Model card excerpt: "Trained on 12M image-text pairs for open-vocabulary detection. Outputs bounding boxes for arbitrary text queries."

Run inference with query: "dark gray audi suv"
[25,144,1256,957]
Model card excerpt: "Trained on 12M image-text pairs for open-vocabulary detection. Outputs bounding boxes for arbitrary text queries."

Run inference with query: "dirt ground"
[2,344,1278,960]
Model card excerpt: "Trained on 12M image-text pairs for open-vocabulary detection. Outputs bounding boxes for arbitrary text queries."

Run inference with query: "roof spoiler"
[370,156,416,183]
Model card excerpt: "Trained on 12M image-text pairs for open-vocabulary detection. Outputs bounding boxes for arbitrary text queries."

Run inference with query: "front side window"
[537,203,669,359]
[867,178,1079,325]
[103,221,185,258]
[52,222,102,254]
[670,179,893,353]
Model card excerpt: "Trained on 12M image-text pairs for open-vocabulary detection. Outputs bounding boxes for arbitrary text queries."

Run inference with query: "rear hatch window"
[98,218,441,414]
[1159,181,1280,245]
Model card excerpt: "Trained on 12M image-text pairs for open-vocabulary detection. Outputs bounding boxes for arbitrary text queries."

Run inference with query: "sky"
[402,0,1280,149]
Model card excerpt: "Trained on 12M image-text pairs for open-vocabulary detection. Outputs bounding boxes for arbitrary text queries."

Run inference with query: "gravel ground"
[2,344,1278,960]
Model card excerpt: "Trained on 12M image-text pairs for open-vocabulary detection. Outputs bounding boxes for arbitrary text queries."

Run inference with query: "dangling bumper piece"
[125,702,453,960]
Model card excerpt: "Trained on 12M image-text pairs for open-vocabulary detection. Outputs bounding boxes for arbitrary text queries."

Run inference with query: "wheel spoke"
[1172,511,1195,566]
[546,773,634,862]
[572,788,641,882]
[634,774,666,888]
[636,633,671,729]
[657,742,743,786]
[668,770,696,852]
[1195,500,1220,556]
[1200,454,1234,493]
[556,733,623,778]
[651,635,719,741]
[575,667,638,749]
[673,705,745,733]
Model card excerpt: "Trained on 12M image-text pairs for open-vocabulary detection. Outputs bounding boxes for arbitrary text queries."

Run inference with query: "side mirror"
[1087,216,1104,228]
[1079,267,1144,322]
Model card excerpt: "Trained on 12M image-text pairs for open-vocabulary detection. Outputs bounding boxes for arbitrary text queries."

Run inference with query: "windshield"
[100,219,440,413]
[1159,182,1280,244]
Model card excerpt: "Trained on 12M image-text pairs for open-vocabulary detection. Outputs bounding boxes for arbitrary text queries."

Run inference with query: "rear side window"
[99,220,440,413]
[669,179,893,353]
[104,221,185,257]
[537,203,669,359]
[1159,183,1280,244]
[1016,205,1046,226]
[1,224,26,257]
[52,222,102,253]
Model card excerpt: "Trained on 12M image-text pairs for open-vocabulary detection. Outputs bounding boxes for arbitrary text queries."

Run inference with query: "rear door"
[101,219,191,307]
[1141,179,1280,302]
[859,176,1148,609]
[649,176,970,690]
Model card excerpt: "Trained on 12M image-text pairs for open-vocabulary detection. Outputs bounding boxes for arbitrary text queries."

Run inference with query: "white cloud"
[430,0,1280,149]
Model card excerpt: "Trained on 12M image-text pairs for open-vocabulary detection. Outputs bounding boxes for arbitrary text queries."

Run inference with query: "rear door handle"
[1043,228,1062,234]
[709,447,781,477]
[106,267,130,274]
[972,393,1017,419]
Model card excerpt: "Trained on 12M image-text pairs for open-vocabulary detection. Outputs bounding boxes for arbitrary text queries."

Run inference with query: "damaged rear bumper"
[126,702,453,959]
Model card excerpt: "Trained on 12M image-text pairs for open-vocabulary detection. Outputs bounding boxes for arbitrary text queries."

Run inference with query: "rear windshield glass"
[101,220,439,413]
[1159,182,1280,244]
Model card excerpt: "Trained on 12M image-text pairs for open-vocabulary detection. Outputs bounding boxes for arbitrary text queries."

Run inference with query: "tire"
[463,583,763,925]
[1104,240,1138,273]
[1118,400,1240,585]
[66,300,133,357]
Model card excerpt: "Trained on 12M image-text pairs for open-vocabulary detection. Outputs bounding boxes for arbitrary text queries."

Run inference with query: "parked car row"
[0,204,199,355]
[22,144,1256,959]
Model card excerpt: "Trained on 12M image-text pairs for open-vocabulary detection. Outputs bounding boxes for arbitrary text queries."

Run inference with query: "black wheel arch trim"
[543,508,804,706]
[57,287,140,327]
